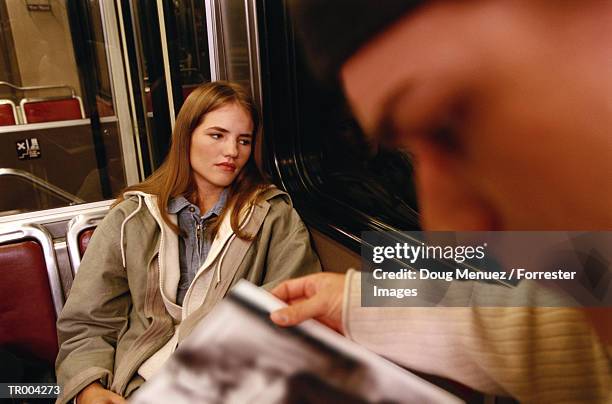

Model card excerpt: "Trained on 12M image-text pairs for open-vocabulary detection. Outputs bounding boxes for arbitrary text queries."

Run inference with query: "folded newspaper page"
[131,280,462,403]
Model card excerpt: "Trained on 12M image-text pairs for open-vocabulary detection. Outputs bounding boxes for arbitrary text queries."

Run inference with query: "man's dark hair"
[288,0,423,82]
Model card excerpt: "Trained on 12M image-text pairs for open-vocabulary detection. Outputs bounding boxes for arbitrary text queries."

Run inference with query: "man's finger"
[270,274,319,302]
[270,296,325,327]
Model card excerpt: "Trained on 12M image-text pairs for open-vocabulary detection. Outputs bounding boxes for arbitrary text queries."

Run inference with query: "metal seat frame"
[0,222,64,316]
[66,210,107,275]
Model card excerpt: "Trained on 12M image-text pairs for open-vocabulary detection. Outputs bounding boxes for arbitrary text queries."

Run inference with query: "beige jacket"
[343,270,611,403]
[55,186,321,403]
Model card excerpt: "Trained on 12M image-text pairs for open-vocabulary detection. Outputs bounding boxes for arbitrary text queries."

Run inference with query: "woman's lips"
[215,162,236,172]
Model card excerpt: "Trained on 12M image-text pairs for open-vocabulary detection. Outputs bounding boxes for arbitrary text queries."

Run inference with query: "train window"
[258,0,420,250]
[125,0,258,170]
[0,1,141,217]
[217,0,252,91]
[296,82,419,229]
[88,1,114,115]
[169,1,211,104]
[120,1,176,172]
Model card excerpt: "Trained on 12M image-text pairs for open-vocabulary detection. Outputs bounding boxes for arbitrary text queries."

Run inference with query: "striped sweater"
[342,270,611,403]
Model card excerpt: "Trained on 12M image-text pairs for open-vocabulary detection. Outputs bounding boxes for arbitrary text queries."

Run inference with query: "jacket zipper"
[196,221,202,266]
[117,254,173,396]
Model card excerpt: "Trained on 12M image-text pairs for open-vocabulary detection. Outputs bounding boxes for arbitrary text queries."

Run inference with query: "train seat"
[66,212,105,274]
[79,228,94,256]
[0,223,64,366]
[96,95,115,117]
[144,87,152,113]
[0,100,18,126]
[20,96,85,124]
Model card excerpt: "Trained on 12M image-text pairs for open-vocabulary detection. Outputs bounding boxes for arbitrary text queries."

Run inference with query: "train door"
[0,0,136,215]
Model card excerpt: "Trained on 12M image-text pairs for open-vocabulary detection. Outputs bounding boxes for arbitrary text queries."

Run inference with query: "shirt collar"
[167,188,229,216]
[167,195,191,214]
[210,188,228,216]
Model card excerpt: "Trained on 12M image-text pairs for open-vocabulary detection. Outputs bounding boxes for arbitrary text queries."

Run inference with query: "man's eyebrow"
[373,79,415,145]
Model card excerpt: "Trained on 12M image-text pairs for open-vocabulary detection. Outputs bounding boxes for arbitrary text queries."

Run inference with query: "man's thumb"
[270,298,323,327]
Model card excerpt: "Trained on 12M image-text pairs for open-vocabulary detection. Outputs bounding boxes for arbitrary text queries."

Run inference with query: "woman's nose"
[223,139,239,157]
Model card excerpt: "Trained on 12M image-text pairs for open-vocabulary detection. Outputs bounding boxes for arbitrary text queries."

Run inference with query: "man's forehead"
[340,2,489,136]
[339,8,439,136]
[341,28,405,134]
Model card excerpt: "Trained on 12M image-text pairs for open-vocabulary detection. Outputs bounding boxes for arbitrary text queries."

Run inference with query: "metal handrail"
[0,168,85,204]
[0,81,76,97]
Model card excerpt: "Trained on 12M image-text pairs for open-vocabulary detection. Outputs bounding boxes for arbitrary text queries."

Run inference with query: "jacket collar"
[123,191,257,321]
[121,185,288,322]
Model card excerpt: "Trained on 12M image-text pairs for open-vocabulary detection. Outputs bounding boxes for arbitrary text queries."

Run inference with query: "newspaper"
[131,280,462,403]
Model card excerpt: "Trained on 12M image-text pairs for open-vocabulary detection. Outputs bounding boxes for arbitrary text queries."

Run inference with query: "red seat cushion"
[0,103,16,125]
[78,228,95,257]
[0,240,58,365]
[145,91,152,113]
[96,96,114,117]
[23,98,83,123]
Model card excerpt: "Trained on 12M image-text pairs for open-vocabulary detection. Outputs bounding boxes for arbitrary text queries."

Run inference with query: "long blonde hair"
[116,81,267,240]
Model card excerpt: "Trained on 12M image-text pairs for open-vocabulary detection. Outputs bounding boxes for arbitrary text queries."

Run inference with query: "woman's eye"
[210,133,222,139]
[239,139,252,146]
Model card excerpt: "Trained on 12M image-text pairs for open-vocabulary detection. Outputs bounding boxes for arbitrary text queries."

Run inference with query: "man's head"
[292,1,612,231]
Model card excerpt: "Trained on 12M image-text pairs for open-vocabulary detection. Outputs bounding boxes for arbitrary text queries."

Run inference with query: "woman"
[55,81,321,404]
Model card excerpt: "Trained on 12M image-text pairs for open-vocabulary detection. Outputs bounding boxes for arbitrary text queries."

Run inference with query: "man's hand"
[269,273,346,333]
[77,382,126,404]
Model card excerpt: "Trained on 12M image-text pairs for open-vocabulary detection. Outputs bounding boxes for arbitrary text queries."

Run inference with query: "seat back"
[0,100,17,125]
[66,212,106,274]
[0,224,63,365]
[78,228,95,256]
[20,97,84,124]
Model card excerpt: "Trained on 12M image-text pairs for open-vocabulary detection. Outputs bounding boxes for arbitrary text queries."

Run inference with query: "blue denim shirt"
[167,189,228,306]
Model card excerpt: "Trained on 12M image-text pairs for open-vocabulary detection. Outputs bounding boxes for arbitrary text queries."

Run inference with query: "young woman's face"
[190,102,253,194]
